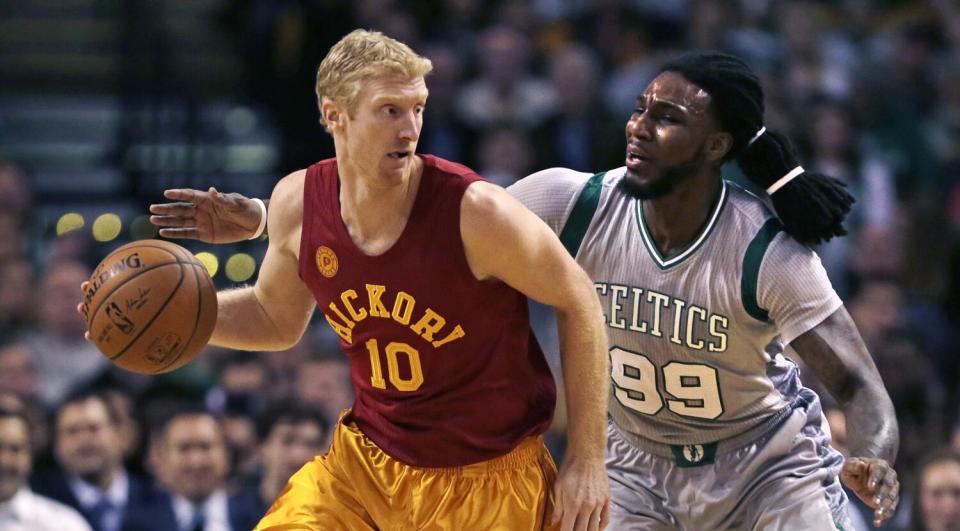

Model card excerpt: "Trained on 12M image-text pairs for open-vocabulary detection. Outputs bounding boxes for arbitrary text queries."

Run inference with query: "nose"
[626,111,652,141]
[399,110,421,142]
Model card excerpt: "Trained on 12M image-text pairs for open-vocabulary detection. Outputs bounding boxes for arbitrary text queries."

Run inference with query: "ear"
[705,131,733,163]
[320,97,344,130]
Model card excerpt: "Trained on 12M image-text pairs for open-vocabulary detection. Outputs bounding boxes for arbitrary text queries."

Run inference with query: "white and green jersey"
[509,167,842,446]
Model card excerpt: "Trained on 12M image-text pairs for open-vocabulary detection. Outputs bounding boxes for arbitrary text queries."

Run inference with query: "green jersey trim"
[559,172,606,257]
[741,217,783,322]
[635,180,729,270]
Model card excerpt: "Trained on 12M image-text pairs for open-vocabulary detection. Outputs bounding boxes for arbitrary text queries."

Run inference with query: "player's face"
[263,421,325,480]
[55,398,122,480]
[621,71,720,199]
[160,415,229,503]
[340,75,428,183]
[0,417,30,503]
[920,461,960,531]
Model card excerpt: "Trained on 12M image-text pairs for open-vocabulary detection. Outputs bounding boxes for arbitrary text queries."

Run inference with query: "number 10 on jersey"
[610,347,724,419]
[366,338,424,392]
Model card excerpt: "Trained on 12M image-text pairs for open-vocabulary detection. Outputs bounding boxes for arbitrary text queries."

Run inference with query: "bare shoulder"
[267,169,307,249]
[461,181,529,236]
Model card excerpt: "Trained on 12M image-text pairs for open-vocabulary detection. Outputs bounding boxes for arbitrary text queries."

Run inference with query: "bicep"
[253,173,316,328]
[790,306,883,403]
[462,182,596,310]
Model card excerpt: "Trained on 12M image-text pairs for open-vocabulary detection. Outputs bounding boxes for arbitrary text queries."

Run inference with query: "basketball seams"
[86,243,194,326]
[107,263,186,360]
[156,262,209,372]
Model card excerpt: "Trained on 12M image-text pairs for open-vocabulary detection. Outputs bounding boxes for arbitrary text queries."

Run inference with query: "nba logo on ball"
[683,444,705,463]
[316,246,339,278]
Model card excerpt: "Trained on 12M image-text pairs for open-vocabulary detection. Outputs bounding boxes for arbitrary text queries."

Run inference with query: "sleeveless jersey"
[298,155,556,467]
[510,167,841,446]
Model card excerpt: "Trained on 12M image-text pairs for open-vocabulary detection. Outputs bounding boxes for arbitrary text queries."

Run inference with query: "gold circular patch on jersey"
[315,246,339,278]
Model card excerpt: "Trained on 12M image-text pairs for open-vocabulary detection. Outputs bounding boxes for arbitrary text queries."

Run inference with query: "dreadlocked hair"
[660,51,855,245]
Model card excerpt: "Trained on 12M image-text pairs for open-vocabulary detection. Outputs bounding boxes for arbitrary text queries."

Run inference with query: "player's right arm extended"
[209,171,316,351]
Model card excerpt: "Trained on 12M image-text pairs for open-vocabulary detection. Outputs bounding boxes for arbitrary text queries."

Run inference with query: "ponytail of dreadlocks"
[661,52,855,245]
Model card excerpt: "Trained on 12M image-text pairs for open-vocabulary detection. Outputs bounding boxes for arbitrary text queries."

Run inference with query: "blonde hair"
[315,29,433,131]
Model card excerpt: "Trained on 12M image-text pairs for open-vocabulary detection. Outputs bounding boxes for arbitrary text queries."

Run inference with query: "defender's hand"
[550,456,610,531]
[149,187,263,243]
[841,457,899,527]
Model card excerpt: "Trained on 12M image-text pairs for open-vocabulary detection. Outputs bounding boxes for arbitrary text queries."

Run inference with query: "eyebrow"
[371,92,429,106]
[636,96,690,113]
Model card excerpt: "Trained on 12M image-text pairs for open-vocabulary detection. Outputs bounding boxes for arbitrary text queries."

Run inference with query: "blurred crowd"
[3,0,960,530]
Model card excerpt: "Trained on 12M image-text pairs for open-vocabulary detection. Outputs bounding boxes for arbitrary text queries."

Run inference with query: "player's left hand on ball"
[76,281,92,342]
[550,456,610,531]
[841,456,899,527]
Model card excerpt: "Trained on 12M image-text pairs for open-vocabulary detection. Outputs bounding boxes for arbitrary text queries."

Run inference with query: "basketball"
[82,239,218,374]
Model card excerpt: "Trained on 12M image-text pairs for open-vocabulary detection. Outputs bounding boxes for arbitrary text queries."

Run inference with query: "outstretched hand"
[841,456,899,527]
[149,187,263,244]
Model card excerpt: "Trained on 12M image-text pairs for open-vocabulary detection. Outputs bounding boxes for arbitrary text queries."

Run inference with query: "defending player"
[133,30,612,530]
[152,52,900,529]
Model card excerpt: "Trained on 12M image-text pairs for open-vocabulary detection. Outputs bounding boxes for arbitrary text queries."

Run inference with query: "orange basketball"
[82,239,217,374]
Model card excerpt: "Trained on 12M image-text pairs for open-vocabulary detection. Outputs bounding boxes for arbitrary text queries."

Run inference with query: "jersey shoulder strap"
[558,171,606,257]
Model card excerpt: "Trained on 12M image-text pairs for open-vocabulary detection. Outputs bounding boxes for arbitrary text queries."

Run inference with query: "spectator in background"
[0,161,32,221]
[24,261,107,406]
[456,25,556,129]
[152,407,261,531]
[0,407,92,531]
[0,211,26,263]
[294,352,352,428]
[244,401,328,511]
[0,343,40,404]
[418,44,472,164]
[475,128,534,188]
[910,449,960,531]
[802,97,896,297]
[33,390,163,531]
[0,258,35,338]
[206,352,270,480]
[848,277,944,473]
[534,43,622,172]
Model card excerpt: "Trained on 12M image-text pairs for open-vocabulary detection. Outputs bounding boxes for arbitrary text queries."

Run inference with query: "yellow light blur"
[195,252,219,277]
[130,215,157,240]
[56,213,85,235]
[225,253,256,282]
[92,214,122,242]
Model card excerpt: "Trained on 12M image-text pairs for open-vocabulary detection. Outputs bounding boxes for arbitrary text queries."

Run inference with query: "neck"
[641,171,722,258]
[337,154,424,250]
[78,467,117,491]
[259,472,284,504]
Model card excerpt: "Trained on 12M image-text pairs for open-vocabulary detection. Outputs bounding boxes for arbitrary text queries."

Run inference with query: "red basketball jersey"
[298,155,556,467]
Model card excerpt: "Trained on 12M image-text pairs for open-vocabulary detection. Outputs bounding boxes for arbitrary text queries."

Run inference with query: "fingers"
[599,499,610,529]
[149,202,197,218]
[871,465,899,526]
[158,228,202,240]
[149,215,194,228]
[162,188,207,202]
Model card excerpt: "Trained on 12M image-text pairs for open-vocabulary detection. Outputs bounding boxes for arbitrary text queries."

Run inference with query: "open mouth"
[387,151,410,159]
[626,144,651,163]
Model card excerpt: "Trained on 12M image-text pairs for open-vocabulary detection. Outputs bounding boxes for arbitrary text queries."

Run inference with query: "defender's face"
[622,72,717,199]
[341,75,428,182]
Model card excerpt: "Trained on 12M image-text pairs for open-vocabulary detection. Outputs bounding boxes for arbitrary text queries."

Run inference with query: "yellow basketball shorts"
[256,415,559,530]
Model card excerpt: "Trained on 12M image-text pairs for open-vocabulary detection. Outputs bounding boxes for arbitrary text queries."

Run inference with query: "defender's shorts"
[256,414,558,530]
[606,389,857,530]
